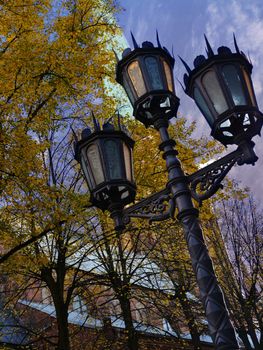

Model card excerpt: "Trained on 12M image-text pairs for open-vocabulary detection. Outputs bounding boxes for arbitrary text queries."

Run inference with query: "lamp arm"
[122,187,175,224]
[187,149,242,203]
[187,140,258,204]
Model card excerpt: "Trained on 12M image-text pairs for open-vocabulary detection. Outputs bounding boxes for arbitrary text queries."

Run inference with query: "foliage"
[0,0,120,257]
[0,1,121,349]
[0,2,260,350]
[206,193,263,350]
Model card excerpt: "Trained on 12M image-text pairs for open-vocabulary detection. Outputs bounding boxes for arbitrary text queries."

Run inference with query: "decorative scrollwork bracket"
[187,149,241,204]
[121,141,258,224]
[187,139,258,204]
[122,187,175,224]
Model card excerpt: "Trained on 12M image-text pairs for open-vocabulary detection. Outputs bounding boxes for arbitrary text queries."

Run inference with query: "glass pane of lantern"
[193,87,214,127]
[81,156,95,190]
[202,70,228,114]
[163,60,174,92]
[242,68,257,106]
[128,61,146,97]
[222,65,246,106]
[86,144,104,185]
[104,140,122,179]
[123,78,135,105]
[123,143,133,181]
[145,56,164,90]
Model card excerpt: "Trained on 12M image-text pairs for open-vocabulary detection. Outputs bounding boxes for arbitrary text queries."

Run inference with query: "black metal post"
[154,118,239,350]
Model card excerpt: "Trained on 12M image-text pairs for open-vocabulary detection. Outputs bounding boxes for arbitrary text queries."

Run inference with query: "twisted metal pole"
[154,118,239,350]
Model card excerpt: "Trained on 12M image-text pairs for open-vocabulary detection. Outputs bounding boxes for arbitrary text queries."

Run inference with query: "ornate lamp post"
[75,34,262,350]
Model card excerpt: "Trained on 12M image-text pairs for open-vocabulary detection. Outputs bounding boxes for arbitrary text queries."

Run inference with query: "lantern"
[116,33,180,127]
[182,35,263,145]
[75,122,136,211]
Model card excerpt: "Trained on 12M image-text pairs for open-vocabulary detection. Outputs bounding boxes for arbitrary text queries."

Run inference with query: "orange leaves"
[0,0,119,262]
[0,0,119,134]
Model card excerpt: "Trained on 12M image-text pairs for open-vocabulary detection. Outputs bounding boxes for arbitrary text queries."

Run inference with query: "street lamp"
[74,119,136,230]
[182,35,262,147]
[75,34,262,350]
[115,33,179,127]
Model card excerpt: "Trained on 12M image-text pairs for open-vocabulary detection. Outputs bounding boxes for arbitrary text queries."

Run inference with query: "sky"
[116,0,263,202]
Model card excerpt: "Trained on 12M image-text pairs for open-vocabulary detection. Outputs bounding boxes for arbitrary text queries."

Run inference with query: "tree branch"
[0,220,66,264]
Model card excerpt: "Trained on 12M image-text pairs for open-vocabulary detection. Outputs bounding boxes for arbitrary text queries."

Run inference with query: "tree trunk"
[119,296,138,350]
[55,304,70,350]
[41,256,71,350]
[180,293,202,350]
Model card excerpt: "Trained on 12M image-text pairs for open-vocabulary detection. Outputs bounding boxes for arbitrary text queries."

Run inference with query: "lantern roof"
[74,113,134,162]
[180,34,253,95]
[116,32,175,85]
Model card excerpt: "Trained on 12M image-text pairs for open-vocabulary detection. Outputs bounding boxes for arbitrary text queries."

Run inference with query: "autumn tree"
[204,192,262,350]
[0,0,122,349]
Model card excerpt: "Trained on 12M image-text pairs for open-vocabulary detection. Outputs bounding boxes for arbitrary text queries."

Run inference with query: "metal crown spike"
[92,111,100,131]
[233,33,240,54]
[113,49,119,62]
[156,30,162,48]
[176,77,185,91]
[183,73,189,88]
[204,34,214,57]
[130,31,139,49]
[178,56,192,74]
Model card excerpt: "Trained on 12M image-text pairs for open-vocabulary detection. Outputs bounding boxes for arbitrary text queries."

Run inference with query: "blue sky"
[117,0,263,200]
